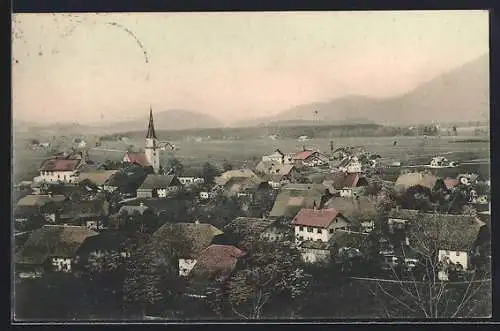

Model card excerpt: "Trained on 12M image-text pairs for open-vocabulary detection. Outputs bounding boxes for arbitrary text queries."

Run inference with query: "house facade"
[294,150,329,167]
[337,157,363,173]
[36,157,82,184]
[292,208,350,244]
[136,174,183,198]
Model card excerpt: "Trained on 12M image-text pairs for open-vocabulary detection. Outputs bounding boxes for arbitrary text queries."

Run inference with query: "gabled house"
[326,172,369,198]
[325,196,378,233]
[186,244,247,298]
[15,225,98,278]
[337,156,362,173]
[261,149,290,164]
[36,157,82,184]
[293,150,329,167]
[152,222,223,277]
[77,170,119,191]
[136,174,183,198]
[122,151,151,168]
[259,164,298,189]
[268,184,328,219]
[292,208,350,245]
[58,199,109,230]
[14,194,67,225]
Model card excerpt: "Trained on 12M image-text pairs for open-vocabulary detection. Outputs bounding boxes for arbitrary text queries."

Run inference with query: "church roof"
[146,107,157,139]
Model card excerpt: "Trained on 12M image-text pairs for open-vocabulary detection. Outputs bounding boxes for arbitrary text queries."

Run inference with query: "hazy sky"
[12,11,488,125]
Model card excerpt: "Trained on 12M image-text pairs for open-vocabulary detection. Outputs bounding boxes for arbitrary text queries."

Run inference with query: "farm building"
[268,184,328,219]
[223,217,288,247]
[325,172,369,198]
[324,196,378,233]
[136,174,183,198]
[36,156,82,184]
[293,150,329,167]
[77,170,118,189]
[15,225,98,278]
[214,168,260,186]
[292,208,351,244]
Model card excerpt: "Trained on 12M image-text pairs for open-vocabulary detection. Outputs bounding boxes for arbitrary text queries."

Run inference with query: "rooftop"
[124,152,150,167]
[39,158,81,172]
[138,174,181,190]
[189,244,247,281]
[292,208,342,228]
[77,170,118,186]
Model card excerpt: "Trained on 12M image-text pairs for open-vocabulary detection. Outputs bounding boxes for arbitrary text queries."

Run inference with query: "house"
[178,176,205,186]
[255,162,298,189]
[123,151,151,167]
[293,150,329,167]
[136,174,183,198]
[292,208,350,245]
[36,156,82,184]
[77,170,118,190]
[394,172,445,192]
[223,217,288,247]
[337,156,363,173]
[214,169,259,186]
[14,194,66,223]
[223,176,270,198]
[262,149,289,164]
[152,222,223,277]
[326,172,369,198]
[58,199,109,230]
[268,184,328,219]
[325,196,378,233]
[15,225,98,278]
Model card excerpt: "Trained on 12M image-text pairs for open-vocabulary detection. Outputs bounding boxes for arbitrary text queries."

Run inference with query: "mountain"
[235,54,489,127]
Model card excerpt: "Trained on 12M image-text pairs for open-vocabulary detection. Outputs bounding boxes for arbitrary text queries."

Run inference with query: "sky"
[12,11,489,125]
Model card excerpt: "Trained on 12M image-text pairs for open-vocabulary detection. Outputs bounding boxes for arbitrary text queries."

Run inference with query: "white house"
[36,156,82,184]
[262,149,293,165]
[292,208,350,245]
[136,174,183,198]
[178,176,205,186]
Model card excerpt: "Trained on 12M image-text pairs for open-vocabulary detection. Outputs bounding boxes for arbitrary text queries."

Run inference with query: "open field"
[13,134,490,184]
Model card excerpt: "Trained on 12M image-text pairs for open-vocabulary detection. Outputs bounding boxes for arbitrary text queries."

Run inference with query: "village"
[13,109,492,320]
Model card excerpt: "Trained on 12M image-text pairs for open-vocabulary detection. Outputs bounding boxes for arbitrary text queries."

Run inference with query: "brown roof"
[269,184,326,218]
[138,174,181,190]
[77,170,118,186]
[152,222,223,258]
[294,150,315,160]
[325,197,377,226]
[16,194,66,207]
[39,158,81,172]
[124,152,150,167]
[15,225,98,265]
[292,208,341,228]
[331,172,361,189]
[189,244,246,281]
[224,217,277,239]
[444,177,461,190]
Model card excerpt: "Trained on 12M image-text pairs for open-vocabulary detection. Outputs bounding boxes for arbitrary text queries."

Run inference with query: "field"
[12,134,490,184]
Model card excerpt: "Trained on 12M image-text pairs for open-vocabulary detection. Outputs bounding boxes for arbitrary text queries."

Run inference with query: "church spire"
[146,106,157,139]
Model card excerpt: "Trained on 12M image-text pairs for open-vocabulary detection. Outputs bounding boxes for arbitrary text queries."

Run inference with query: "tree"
[398,185,436,212]
[123,235,182,317]
[222,160,233,171]
[165,158,184,176]
[207,241,312,319]
[200,162,220,186]
[368,212,491,318]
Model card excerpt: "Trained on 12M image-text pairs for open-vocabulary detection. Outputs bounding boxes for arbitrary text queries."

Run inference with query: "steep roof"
[330,172,361,189]
[138,174,180,190]
[223,176,266,194]
[395,172,439,191]
[39,158,81,172]
[152,222,223,258]
[60,199,107,219]
[124,152,150,167]
[325,197,378,226]
[77,170,118,186]
[15,225,98,265]
[146,107,157,139]
[292,208,342,228]
[76,230,130,256]
[294,150,315,160]
[269,185,325,218]
[16,194,66,207]
[189,244,246,281]
[215,169,258,186]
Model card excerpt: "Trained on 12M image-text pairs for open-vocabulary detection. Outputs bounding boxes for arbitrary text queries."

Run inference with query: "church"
[122,108,162,174]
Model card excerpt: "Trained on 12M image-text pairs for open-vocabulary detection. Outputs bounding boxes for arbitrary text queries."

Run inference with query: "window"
[307,227,313,233]
[317,228,322,234]
[299,226,304,231]
[335,219,338,223]
[329,229,334,234]
[455,251,460,257]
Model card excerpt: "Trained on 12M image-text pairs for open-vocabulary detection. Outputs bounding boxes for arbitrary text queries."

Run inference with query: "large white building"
[35,155,82,184]
[292,208,350,245]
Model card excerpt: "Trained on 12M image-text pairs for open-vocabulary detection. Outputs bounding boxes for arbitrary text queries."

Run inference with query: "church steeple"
[146,106,157,139]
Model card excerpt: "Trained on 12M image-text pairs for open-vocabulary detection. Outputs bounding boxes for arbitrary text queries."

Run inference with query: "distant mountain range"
[14,54,488,134]
[234,54,489,127]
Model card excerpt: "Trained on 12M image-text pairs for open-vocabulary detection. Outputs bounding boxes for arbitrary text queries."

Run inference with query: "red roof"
[331,172,360,189]
[294,150,316,160]
[444,178,460,190]
[124,152,150,166]
[191,244,247,280]
[39,158,80,172]
[292,208,341,228]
